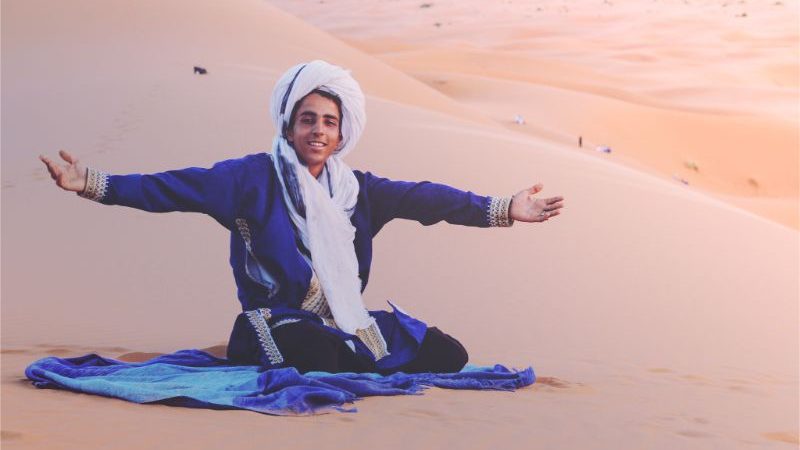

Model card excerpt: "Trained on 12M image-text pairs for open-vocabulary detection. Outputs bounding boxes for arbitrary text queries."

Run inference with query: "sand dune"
[270,0,799,228]
[1,0,798,449]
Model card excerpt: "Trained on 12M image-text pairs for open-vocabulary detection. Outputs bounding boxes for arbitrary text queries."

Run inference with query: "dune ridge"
[2,0,797,449]
[271,0,800,228]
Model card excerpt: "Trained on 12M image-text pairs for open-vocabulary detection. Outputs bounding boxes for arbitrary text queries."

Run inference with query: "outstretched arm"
[361,172,564,234]
[39,149,243,227]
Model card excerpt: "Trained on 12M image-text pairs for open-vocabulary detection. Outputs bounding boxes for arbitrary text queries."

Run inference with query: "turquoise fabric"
[26,350,535,415]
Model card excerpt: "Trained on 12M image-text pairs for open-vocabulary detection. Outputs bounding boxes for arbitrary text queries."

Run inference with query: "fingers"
[544,201,564,212]
[537,210,561,222]
[39,155,62,180]
[527,183,543,195]
[59,149,78,164]
[545,196,564,204]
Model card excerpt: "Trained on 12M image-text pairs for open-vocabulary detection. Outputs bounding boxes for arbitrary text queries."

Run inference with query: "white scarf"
[269,61,389,360]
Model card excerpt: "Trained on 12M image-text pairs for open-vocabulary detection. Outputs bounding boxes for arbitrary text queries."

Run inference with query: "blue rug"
[26,350,535,415]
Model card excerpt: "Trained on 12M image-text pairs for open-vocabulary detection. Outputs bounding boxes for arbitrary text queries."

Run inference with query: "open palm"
[39,150,87,192]
[509,183,564,223]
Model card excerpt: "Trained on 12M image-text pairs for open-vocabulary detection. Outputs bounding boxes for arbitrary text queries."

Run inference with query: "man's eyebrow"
[299,111,338,121]
[298,111,317,117]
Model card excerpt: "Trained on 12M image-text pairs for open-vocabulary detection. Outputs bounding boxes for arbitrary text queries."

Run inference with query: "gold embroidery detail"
[356,322,390,360]
[301,272,333,319]
[487,196,514,227]
[235,218,252,247]
[271,318,301,329]
[320,317,338,329]
[78,167,109,202]
[299,273,386,358]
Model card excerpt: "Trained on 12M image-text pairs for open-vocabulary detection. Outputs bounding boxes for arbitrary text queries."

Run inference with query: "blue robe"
[98,153,495,371]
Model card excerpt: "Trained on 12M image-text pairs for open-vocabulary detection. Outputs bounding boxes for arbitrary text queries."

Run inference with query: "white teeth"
[309,142,325,147]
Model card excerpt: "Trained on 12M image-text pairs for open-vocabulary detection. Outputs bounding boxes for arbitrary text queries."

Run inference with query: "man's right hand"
[39,150,87,193]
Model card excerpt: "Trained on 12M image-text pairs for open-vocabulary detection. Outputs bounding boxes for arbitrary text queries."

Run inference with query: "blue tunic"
[97,153,495,370]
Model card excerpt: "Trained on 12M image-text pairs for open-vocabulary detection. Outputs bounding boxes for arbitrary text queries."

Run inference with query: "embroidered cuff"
[356,321,390,360]
[487,196,514,227]
[77,167,109,202]
[244,308,284,366]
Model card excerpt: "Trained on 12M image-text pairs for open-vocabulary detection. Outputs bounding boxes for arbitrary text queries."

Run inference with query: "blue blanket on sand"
[25,350,535,415]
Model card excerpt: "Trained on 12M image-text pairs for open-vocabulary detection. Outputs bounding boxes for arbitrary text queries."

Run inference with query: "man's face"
[286,92,342,177]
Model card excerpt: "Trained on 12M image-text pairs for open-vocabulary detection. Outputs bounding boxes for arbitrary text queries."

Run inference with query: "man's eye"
[326,120,337,126]
[301,118,314,124]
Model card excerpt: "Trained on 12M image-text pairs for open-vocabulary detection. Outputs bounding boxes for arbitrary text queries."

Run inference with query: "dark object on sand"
[672,174,689,185]
[579,136,583,147]
[194,66,208,75]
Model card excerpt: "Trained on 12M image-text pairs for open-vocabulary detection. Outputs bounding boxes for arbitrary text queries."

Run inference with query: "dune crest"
[271,0,800,228]
[2,0,797,449]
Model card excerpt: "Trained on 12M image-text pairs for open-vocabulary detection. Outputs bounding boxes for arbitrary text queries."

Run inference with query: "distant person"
[40,60,564,375]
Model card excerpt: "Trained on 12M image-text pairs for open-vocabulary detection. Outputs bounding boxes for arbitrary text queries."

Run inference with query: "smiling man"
[285,90,343,178]
[39,60,565,376]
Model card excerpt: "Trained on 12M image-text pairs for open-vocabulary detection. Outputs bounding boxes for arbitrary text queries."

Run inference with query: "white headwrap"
[269,60,388,360]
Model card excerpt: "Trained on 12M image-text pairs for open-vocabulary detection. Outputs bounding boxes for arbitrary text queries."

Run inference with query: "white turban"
[269,60,366,158]
[269,61,389,360]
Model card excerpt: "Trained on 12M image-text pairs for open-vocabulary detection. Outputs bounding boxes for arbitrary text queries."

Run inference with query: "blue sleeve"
[361,171,491,234]
[100,158,246,228]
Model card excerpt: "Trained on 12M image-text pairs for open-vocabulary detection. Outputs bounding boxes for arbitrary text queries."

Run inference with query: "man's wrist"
[488,196,514,227]
[77,167,109,202]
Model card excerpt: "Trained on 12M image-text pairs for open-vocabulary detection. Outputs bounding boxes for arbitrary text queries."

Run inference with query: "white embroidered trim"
[244,307,284,365]
[78,167,109,202]
[356,321,390,360]
[271,318,301,329]
[487,196,514,227]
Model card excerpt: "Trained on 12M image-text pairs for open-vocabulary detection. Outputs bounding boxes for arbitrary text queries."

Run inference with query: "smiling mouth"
[308,141,326,148]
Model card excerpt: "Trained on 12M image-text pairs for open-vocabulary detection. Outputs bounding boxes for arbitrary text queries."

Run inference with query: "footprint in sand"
[1,430,24,442]
[762,431,799,445]
[402,408,442,419]
[199,343,229,358]
[533,376,591,393]
[648,368,719,387]
[676,429,713,439]
[30,168,49,181]
[40,348,74,356]
[33,343,131,355]
[117,343,227,362]
[93,84,164,155]
[652,415,714,439]
[117,351,165,362]
[0,348,31,355]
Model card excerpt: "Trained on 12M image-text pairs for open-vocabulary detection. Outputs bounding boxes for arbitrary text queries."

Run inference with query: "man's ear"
[285,127,294,143]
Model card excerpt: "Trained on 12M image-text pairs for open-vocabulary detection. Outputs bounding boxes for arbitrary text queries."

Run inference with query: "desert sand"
[272,0,800,229]
[1,0,798,449]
